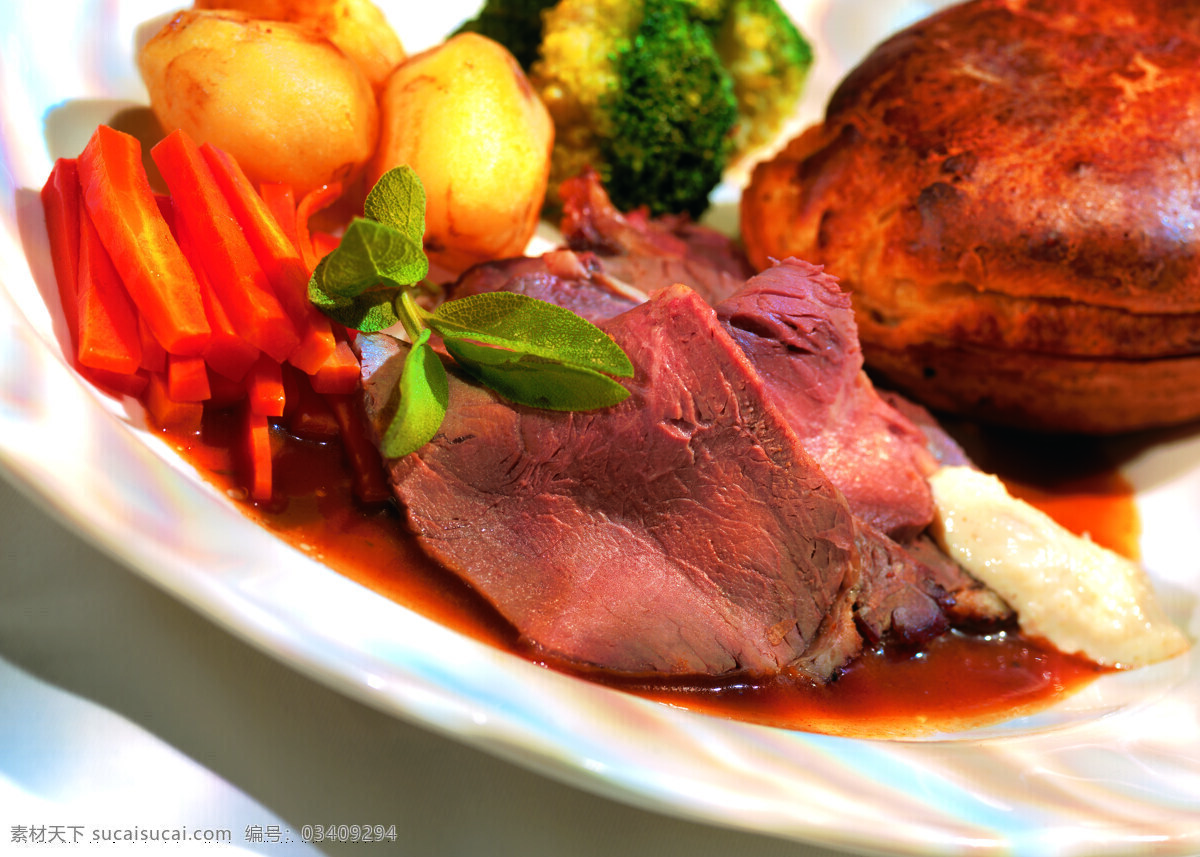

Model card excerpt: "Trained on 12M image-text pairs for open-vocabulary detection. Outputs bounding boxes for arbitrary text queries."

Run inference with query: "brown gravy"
[169,409,1127,737]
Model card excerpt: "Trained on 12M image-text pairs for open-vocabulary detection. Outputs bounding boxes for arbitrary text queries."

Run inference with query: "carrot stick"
[40,158,82,353]
[76,202,142,375]
[246,354,286,417]
[295,180,344,273]
[206,367,247,408]
[168,201,259,382]
[200,142,337,374]
[257,181,299,252]
[308,338,361,394]
[138,317,167,373]
[282,364,339,438]
[241,405,274,502]
[143,370,203,434]
[151,130,299,363]
[85,367,150,400]
[325,392,391,503]
[311,231,342,259]
[167,352,212,402]
[76,125,210,356]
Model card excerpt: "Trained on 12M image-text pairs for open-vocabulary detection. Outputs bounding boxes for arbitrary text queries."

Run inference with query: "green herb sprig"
[308,166,634,458]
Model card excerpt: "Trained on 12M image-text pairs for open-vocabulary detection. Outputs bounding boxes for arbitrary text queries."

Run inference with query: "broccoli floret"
[454,0,559,70]
[481,0,813,217]
[677,0,729,23]
[711,0,813,155]
[534,0,737,218]
[603,0,738,217]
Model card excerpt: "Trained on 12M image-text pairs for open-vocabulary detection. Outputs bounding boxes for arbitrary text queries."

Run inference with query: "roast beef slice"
[360,285,865,677]
[715,259,938,539]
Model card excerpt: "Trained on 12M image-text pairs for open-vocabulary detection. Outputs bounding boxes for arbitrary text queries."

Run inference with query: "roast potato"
[371,33,554,276]
[192,0,406,92]
[138,9,378,196]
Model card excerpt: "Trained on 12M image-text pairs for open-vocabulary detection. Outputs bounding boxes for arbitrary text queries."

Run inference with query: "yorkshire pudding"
[741,0,1200,434]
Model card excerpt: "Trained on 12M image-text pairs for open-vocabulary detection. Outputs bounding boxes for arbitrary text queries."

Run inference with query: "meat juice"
[171,409,1120,737]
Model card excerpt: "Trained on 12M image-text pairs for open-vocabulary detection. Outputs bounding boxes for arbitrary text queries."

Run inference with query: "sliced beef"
[715,259,938,540]
[361,285,868,678]
[449,168,755,318]
[559,167,755,307]
[451,249,645,322]
[361,278,1008,679]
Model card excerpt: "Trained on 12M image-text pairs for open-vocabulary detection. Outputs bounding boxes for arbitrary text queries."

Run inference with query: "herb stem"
[396,289,429,343]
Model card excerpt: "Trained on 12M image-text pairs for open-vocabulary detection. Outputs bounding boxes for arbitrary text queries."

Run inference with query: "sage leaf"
[307,256,400,333]
[430,292,633,378]
[318,217,428,295]
[381,329,449,458]
[444,338,631,411]
[364,165,426,245]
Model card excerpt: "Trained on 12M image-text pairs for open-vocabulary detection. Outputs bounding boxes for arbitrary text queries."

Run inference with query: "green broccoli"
[454,0,559,71]
[534,0,737,218]
[711,0,814,155]
[460,0,813,218]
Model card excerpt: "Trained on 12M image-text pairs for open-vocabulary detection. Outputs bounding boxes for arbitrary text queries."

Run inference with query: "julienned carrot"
[76,202,142,375]
[139,317,167,373]
[76,125,210,356]
[310,231,342,260]
[206,367,247,408]
[40,158,146,399]
[200,142,337,375]
[151,130,299,363]
[144,370,203,434]
[167,199,260,382]
[258,182,299,250]
[281,364,339,438]
[295,180,344,274]
[246,354,285,417]
[195,263,261,383]
[40,158,82,351]
[325,392,390,503]
[167,353,212,403]
[308,338,361,395]
[241,405,274,501]
[86,366,151,399]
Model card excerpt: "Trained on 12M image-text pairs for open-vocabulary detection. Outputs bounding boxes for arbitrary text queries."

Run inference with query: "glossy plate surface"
[2,2,1199,855]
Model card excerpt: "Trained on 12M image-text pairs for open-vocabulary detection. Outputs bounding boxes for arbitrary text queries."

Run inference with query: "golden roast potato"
[139,9,378,197]
[371,33,554,276]
[192,0,405,92]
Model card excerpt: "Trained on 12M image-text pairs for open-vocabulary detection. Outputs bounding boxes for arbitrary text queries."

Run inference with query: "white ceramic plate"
[3,2,1199,855]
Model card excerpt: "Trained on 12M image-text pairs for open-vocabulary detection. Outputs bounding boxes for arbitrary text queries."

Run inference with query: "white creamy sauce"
[928,465,1189,669]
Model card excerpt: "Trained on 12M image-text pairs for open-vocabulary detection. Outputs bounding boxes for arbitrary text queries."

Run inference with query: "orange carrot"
[311,231,342,259]
[144,371,203,434]
[295,180,344,273]
[200,142,337,374]
[76,203,142,375]
[258,181,299,250]
[166,352,212,402]
[206,367,247,408]
[241,405,274,502]
[282,364,340,438]
[308,338,361,394]
[325,392,390,503]
[151,130,299,363]
[76,125,210,356]
[167,201,259,382]
[93,370,150,399]
[246,354,286,417]
[40,158,82,352]
[139,317,167,373]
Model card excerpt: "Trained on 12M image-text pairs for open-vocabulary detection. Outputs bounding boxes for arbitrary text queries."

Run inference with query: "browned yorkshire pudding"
[741,0,1200,434]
